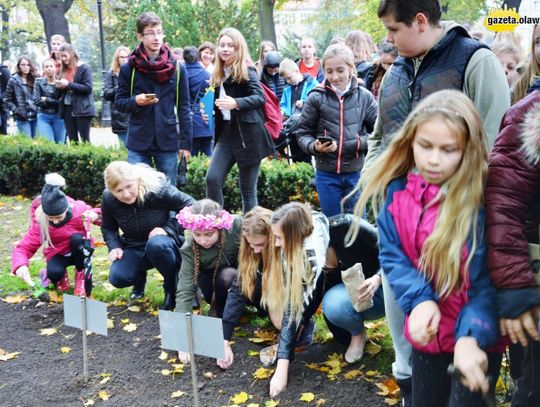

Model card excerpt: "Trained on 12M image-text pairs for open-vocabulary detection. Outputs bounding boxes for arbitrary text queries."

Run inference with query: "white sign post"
[159,311,225,407]
[63,294,108,382]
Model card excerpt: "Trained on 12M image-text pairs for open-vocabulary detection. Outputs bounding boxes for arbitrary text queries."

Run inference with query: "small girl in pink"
[12,173,100,296]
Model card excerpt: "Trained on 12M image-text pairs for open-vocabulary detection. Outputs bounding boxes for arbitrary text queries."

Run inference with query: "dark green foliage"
[0,136,318,212]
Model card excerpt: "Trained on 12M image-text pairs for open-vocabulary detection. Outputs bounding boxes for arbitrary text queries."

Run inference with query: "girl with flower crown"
[175,199,242,333]
[348,89,503,405]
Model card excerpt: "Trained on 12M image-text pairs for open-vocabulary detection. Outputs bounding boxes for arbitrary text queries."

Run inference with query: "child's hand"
[108,248,124,262]
[500,305,540,346]
[314,139,337,153]
[215,95,238,110]
[454,336,489,395]
[357,275,381,303]
[201,111,209,124]
[15,266,34,287]
[408,300,441,345]
[82,210,98,223]
[178,351,190,364]
[216,340,234,369]
[269,359,289,398]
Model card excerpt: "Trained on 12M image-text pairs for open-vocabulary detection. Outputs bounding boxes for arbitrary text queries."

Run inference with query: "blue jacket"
[115,58,192,152]
[377,176,499,351]
[280,74,318,117]
[185,62,213,138]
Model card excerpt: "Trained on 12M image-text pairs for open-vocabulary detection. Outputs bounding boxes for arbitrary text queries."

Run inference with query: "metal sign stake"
[185,313,200,407]
[81,296,88,382]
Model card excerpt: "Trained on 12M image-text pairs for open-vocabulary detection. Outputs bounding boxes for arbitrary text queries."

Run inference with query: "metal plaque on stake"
[159,311,225,407]
[64,294,108,381]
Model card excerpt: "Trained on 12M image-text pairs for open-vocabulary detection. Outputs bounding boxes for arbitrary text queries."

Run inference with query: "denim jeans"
[322,283,385,336]
[116,131,127,147]
[37,112,66,143]
[108,235,180,295]
[15,119,37,138]
[315,169,360,217]
[192,136,213,157]
[127,148,178,185]
[206,136,261,213]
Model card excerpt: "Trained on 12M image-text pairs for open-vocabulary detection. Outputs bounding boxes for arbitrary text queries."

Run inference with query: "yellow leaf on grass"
[230,391,250,404]
[40,328,57,336]
[366,370,379,377]
[343,369,361,379]
[384,398,400,406]
[159,351,168,360]
[120,318,130,324]
[60,347,71,354]
[365,342,382,356]
[2,294,27,304]
[0,349,20,361]
[123,323,137,332]
[107,319,114,329]
[300,392,315,402]
[252,367,274,380]
[247,350,260,356]
[171,390,186,398]
[128,305,141,312]
[98,390,110,401]
[265,401,280,407]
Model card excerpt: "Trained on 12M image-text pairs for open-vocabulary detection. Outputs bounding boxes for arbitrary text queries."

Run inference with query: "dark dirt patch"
[0,299,390,407]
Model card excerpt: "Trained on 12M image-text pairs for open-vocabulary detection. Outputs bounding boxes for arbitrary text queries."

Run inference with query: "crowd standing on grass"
[7,0,540,405]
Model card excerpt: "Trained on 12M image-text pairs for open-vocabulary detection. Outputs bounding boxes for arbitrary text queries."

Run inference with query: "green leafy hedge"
[0,136,317,211]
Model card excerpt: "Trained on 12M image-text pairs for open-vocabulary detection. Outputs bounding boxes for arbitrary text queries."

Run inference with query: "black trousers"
[512,340,540,407]
[63,104,92,143]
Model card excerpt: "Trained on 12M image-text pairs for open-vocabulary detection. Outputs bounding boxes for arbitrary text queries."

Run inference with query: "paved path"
[89,126,119,148]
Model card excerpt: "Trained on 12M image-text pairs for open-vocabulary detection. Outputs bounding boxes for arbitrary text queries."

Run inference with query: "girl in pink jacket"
[12,173,100,296]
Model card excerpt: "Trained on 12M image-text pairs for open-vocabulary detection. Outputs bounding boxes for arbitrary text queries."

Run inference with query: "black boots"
[160,292,176,311]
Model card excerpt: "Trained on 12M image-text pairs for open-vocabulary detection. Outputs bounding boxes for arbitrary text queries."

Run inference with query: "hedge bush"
[0,135,318,211]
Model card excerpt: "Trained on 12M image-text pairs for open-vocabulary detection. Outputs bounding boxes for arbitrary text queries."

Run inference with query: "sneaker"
[130,290,144,301]
[40,269,52,288]
[55,271,70,292]
[344,329,368,364]
[74,271,85,296]
[260,344,278,367]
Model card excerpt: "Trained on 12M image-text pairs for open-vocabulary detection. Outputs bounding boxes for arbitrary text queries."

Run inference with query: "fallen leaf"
[365,342,382,356]
[343,369,361,379]
[384,398,400,406]
[40,327,58,336]
[60,347,71,354]
[365,320,386,330]
[247,404,260,407]
[247,350,260,357]
[0,348,20,361]
[100,376,111,385]
[376,378,400,397]
[120,318,130,324]
[203,371,215,379]
[166,357,177,363]
[171,363,184,374]
[2,294,27,304]
[366,370,379,377]
[248,329,277,344]
[49,291,63,303]
[98,390,110,401]
[300,392,315,402]
[161,369,172,376]
[159,351,168,360]
[83,399,95,406]
[264,401,280,407]
[230,391,250,404]
[107,319,114,329]
[252,367,274,380]
[128,305,141,312]
[315,400,326,406]
[123,323,137,332]
[102,282,115,292]
[171,390,186,398]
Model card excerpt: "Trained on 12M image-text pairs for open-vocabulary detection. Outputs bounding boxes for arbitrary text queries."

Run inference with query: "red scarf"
[129,43,176,83]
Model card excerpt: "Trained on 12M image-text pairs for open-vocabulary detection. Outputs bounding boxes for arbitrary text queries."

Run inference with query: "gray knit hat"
[41,173,68,216]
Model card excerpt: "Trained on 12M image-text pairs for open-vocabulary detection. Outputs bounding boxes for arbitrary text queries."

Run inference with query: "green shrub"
[0,136,318,211]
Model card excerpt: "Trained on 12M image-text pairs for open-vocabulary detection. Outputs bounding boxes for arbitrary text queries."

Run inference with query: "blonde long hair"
[103,161,166,205]
[238,207,274,301]
[110,45,130,75]
[347,90,487,297]
[513,24,540,104]
[211,27,250,87]
[262,202,314,326]
[35,204,53,248]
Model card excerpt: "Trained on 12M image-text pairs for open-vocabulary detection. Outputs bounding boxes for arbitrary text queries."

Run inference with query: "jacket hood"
[519,93,540,166]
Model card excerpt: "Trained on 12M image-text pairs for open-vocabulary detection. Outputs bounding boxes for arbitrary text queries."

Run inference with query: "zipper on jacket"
[134,207,141,238]
[235,115,247,148]
[324,85,345,174]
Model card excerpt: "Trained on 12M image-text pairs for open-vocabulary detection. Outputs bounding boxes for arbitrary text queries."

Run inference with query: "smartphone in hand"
[317,135,333,145]
[145,93,157,100]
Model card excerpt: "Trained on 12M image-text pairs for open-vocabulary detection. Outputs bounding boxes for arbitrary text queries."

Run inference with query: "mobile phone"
[145,93,156,99]
[317,135,333,145]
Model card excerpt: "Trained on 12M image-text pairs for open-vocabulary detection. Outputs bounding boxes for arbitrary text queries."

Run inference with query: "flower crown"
[176,206,235,231]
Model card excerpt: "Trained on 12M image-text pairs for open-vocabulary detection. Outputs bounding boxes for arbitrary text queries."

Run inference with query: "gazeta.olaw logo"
[484,5,540,32]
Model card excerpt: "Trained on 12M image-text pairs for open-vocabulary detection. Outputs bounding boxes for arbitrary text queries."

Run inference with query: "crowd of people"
[7,0,540,405]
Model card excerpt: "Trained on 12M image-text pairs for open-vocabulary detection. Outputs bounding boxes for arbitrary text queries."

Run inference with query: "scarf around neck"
[129,43,176,83]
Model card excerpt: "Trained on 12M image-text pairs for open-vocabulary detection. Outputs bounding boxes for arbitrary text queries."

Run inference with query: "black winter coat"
[4,74,37,121]
[297,80,377,174]
[101,181,195,250]
[103,70,130,134]
[214,66,274,168]
[33,77,61,115]
[59,63,96,117]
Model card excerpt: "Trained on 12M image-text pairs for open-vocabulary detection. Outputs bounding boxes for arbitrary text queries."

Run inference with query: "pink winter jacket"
[11,197,100,274]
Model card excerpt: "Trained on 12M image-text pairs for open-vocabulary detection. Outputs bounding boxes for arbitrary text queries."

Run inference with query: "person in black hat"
[260,51,285,101]
[11,173,101,295]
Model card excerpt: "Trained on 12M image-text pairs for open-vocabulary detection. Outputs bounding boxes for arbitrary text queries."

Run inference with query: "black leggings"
[198,266,237,318]
[411,349,502,407]
[63,104,92,143]
[46,234,86,282]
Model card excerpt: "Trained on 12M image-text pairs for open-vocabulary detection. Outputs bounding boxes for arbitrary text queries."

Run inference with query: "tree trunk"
[259,0,277,46]
[0,6,9,61]
[35,0,74,50]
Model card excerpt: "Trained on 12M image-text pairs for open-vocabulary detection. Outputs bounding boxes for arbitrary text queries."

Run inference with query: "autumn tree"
[260,0,276,45]
[35,0,73,48]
